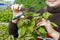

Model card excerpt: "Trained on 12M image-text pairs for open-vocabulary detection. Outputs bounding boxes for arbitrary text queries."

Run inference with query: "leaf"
[38,27,47,38]
[20,27,26,37]
[8,35,14,40]
[43,12,52,20]
[28,21,35,32]
[32,33,37,40]
[26,33,32,37]
[20,37,25,40]
[26,36,33,40]
[24,19,29,25]
[51,22,58,27]
[33,13,40,17]
[18,19,25,28]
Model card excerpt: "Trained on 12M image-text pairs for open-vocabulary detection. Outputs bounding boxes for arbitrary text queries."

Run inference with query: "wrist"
[51,31,59,40]
[12,19,19,23]
[13,12,24,20]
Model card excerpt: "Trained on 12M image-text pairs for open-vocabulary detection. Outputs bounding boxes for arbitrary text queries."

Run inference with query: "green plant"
[17,12,58,40]
[0,9,13,23]
[0,25,14,40]
[0,0,46,23]
[15,0,46,11]
[0,12,58,40]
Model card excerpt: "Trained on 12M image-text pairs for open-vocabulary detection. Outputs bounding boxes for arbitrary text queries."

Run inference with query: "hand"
[11,4,24,23]
[37,18,51,27]
[37,18,60,40]
[11,4,24,17]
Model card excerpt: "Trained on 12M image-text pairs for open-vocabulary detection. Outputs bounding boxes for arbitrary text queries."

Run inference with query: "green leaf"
[51,22,58,27]
[26,36,33,40]
[32,33,37,40]
[26,33,32,37]
[38,27,47,38]
[7,35,14,40]
[20,37,25,40]
[24,19,30,25]
[43,12,52,20]
[33,13,40,17]
[28,21,35,32]
[20,27,26,37]
[18,19,25,28]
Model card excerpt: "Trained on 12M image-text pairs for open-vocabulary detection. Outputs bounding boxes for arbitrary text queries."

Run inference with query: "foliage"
[0,12,58,40]
[0,0,46,23]
[0,25,14,40]
[17,12,58,40]
[15,0,46,11]
[0,0,57,40]
[0,9,13,23]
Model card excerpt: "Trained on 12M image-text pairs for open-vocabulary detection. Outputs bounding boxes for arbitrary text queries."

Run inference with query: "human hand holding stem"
[37,18,60,40]
[11,4,24,23]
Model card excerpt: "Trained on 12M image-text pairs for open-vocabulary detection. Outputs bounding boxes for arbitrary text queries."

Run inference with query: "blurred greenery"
[0,0,46,23]
[0,25,14,40]
[0,9,13,23]
[15,0,46,11]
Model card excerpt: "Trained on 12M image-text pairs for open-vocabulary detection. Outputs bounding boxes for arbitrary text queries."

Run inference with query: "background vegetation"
[0,0,47,40]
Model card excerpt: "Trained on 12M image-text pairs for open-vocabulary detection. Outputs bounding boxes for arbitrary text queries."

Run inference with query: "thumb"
[11,5,14,10]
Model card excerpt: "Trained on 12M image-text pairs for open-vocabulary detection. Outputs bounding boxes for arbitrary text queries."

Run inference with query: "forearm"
[9,21,17,28]
[45,25,60,40]
[8,21,18,38]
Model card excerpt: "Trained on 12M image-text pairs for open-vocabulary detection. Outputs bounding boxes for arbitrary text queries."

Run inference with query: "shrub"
[0,25,14,40]
[0,9,13,23]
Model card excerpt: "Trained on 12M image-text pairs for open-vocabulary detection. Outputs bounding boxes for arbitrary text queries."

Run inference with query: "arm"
[8,20,18,38]
[8,4,24,38]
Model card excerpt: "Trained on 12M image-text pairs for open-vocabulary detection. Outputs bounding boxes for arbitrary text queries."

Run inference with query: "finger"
[20,16,24,18]
[14,4,19,10]
[37,22,45,26]
[37,22,42,26]
[19,4,24,10]
[11,5,14,10]
[37,19,45,26]
[37,18,47,26]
